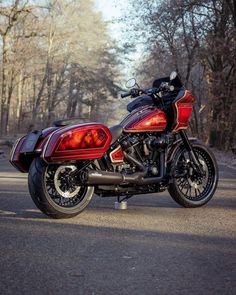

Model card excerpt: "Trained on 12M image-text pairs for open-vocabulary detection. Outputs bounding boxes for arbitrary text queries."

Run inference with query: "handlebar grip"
[121,91,131,98]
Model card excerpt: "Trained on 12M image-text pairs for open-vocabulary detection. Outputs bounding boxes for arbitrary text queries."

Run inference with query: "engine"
[110,134,168,176]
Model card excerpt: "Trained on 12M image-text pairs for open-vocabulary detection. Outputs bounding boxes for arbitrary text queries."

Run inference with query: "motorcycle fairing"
[172,90,196,133]
[41,123,112,163]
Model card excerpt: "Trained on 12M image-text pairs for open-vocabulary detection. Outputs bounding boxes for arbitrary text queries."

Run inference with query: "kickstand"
[114,195,133,210]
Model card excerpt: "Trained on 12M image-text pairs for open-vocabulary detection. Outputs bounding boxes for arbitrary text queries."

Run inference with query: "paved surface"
[0,157,235,295]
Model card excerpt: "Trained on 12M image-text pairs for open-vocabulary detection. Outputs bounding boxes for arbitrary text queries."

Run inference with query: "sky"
[94,0,140,80]
[95,0,130,43]
[95,0,126,19]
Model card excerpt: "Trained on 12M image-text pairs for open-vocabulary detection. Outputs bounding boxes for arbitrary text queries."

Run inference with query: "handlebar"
[121,91,132,98]
[120,88,141,99]
[120,83,175,99]
[120,88,157,99]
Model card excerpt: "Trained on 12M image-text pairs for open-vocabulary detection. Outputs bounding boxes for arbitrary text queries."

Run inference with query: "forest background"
[0,0,236,151]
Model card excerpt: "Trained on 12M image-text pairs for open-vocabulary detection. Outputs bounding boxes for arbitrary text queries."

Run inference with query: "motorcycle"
[10,71,218,219]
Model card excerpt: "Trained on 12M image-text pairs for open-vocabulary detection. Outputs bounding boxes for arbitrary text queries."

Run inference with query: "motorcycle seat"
[53,117,87,127]
[110,124,123,144]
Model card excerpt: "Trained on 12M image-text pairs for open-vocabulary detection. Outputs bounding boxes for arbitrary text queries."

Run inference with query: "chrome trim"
[123,128,165,133]
[110,145,124,163]
[35,148,42,153]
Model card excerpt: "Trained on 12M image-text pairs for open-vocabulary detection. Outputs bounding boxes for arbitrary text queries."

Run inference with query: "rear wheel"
[168,143,218,207]
[28,158,94,218]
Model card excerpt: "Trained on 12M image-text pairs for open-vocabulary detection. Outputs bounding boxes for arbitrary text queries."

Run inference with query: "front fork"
[179,130,204,175]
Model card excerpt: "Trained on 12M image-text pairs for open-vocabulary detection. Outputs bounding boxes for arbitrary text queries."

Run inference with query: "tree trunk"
[16,71,23,131]
[0,36,8,136]
[4,69,15,134]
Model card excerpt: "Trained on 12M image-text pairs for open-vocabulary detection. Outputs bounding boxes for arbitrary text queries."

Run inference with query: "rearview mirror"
[125,78,136,88]
[170,71,177,81]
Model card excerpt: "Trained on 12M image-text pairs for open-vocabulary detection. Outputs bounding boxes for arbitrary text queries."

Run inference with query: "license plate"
[21,130,42,153]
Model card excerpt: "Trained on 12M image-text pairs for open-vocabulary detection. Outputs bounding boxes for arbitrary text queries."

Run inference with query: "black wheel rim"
[174,147,216,201]
[44,165,88,208]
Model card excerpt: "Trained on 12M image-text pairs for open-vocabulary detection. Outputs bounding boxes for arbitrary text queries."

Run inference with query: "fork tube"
[179,130,203,172]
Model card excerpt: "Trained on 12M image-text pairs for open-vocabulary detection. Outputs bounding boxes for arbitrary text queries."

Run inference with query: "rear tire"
[28,158,94,219]
[168,143,218,208]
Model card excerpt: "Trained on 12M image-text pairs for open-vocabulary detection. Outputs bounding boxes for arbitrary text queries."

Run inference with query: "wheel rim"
[44,164,88,208]
[174,147,216,201]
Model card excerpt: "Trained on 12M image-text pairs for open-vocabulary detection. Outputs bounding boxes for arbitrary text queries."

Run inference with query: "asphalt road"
[0,157,235,295]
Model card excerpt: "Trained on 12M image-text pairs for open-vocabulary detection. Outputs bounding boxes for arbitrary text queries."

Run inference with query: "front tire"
[28,158,94,219]
[168,142,218,208]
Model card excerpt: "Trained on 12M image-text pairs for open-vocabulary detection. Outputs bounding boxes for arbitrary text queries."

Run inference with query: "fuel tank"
[121,106,167,133]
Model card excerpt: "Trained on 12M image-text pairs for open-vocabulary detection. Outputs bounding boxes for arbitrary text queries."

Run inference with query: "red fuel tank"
[123,107,167,133]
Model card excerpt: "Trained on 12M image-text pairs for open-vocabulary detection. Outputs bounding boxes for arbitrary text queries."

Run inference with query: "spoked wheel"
[168,143,218,207]
[28,158,94,218]
[45,165,85,208]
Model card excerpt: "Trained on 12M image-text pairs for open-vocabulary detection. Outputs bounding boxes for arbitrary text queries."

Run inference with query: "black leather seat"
[53,117,87,127]
[110,125,123,144]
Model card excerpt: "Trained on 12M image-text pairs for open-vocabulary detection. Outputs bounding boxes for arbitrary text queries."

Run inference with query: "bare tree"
[0,0,33,135]
[0,0,120,135]
[124,0,236,150]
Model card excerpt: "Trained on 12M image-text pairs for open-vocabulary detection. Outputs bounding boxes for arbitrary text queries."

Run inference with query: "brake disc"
[54,165,81,198]
[188,159,207,189]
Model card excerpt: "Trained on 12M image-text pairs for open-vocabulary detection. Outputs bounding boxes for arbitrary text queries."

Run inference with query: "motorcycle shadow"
[91,194,180,210]
[0,207,47,219]
[0,203,179,221]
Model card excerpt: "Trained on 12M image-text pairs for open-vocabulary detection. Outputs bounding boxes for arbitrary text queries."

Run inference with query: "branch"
[0,1,32,35]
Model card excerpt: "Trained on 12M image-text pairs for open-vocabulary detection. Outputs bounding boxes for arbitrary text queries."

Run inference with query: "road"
[0,157,235,295]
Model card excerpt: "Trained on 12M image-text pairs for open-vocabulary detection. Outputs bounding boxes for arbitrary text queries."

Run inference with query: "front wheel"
[28,158,94,218]
[168,143,218,208]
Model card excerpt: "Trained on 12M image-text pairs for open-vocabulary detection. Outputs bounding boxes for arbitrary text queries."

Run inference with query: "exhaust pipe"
[82,152,166,185]
[83,170,146,185]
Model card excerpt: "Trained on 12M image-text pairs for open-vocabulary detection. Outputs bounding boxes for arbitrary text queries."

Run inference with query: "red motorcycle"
[10,71,218,218]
